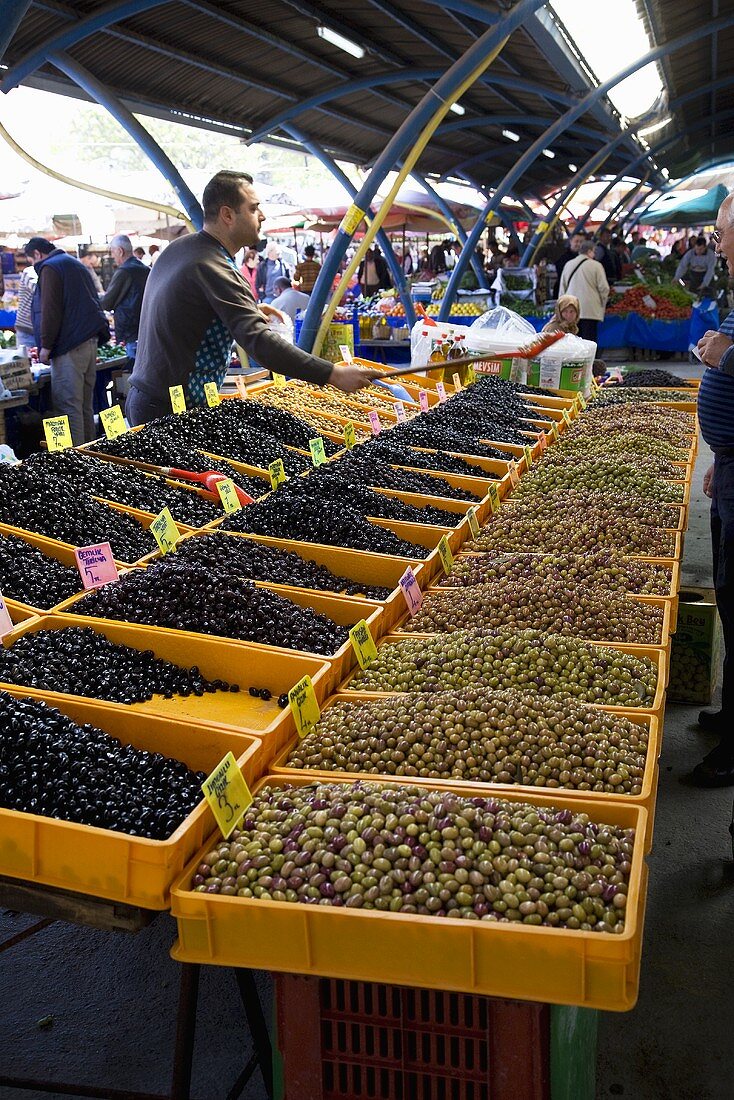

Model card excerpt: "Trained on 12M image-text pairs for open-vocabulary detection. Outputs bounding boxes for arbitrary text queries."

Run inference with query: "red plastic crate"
[276,975,550,1100]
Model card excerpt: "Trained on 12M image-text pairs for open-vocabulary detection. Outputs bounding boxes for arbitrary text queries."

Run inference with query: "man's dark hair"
[273,276,291,292]
[24,236,54,256]
[696,235,707,247]
[304,244,316,257]
[202,170,254,220]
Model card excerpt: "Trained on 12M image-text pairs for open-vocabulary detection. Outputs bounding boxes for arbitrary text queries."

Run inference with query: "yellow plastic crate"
[170,775,648,1011]
[0,697,263,909]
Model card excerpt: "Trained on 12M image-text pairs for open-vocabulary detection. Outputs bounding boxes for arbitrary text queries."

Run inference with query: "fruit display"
[606,284,692,320]
[538,448,683,481]
[0,691,205,838]
[424,301,483,317]
[335,452,482,502]
[591,388,694,406]
[188,781,634,933]
[71,561,350,655]
[0,626,236,704]
[398,577,664,645]
[363,437,497,477]
[286,688,649,795]
[348,628,658,708]
[220,496,431,557]
[514,459,684,503]
[438,551,673,597]
[276,467,460,527]
[174,533,391,600]
[24,449,223,526]
[90,432,275,488]
[0,532,82,608]
[613,369,694,389]
[0,464,155,562]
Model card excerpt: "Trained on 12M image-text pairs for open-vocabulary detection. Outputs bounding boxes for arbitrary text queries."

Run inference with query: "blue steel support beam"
[410,173,488,288]
[601,178,651,232]
[281,123,415,328]
[297,0,548,354]
[438,11,734,322]
[50,51,203,229]
[0,0,32,62]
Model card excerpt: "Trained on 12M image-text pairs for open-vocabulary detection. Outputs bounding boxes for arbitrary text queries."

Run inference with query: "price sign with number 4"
[289,675,321,739]
[349,619,378,669]
[437,535,454,576]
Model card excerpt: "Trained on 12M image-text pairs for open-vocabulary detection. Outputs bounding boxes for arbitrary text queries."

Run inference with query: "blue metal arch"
[410,173,488,289]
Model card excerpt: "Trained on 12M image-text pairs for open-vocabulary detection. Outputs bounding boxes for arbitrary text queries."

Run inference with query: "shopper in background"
[554,231,584,284]
[271,276,310,324]
[240,248,259,300]
[693,191,734,784]
[558,238,609,343]
[127,170,379,424]
[293,244,321,293]
[675,236,716,293]
[357,245,389,297]
[630,236,660,262]
[80,250,103,295]
[612,236,631,269]
[24,236,109,445]
[14,262,38,353]
[133,246,148,265]
[257,244,290,303]
[99,234,150,361]
[542,294,580,336]
[148,245,160,265]
[595,227,619,284]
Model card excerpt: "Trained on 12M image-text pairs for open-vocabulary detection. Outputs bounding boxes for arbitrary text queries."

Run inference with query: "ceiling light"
[568,163,578,173]
[316,25,365,59]
[449,103,465,116]
[542,148,555,159]
[662,168,670,180]
[502,129,520,142]
[638,117,672,137]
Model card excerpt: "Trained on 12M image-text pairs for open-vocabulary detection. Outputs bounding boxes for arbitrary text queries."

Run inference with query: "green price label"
[523,445,534,468]
[309,437,327,466]
[269,458,287,489]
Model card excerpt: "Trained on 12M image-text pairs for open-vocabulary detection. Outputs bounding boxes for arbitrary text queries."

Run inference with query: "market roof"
[0,1,648,201]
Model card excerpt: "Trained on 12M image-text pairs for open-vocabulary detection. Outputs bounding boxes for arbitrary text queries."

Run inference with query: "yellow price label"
[43,415,72,452]
[309,437,327,466]
[269,458,287,490]
[339,203,366,236]
[452,372,462,391]
[204,381,221,407]
[99,405,128,440]
[466,365,477,384]
[550,422,559,441]
[201,751,253,839]
[488,483,501,514]
[509,461,520,487]
[578,391,587,410]
[272,372,286,388]
[343,421,356,450]
[149,507,179,554]
[467,506,480,539]
[216,478,242,514]
[169,385,186,414]
[437,534,454,576]
[523,445,534,468]
[235,374,248,399]
[289,674,321,739]
[562,408,572,427]
[538,430,548,452]
[349,619,378,670]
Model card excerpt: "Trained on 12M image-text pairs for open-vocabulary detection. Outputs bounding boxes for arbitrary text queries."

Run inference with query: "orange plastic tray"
[170,775,648,1011]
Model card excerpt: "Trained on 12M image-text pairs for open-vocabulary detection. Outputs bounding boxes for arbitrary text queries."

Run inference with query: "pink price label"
[436,382,447,403]
[399,566,423,616]
[368,410,381,435]
[395,401,407,423]
[419,390,430,412]
[0,592,13,639]
[74,542,119,589]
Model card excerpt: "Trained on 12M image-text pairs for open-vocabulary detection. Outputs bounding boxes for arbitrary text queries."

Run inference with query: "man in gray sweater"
[127,170,375,424]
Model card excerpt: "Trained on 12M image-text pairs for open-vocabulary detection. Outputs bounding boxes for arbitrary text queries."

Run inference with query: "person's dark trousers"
[711,454,734,728]
[125,383,175,426]
[578,318,599,342]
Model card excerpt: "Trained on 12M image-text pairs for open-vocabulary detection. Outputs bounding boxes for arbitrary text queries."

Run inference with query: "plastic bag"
[526,333,597,394]
[469,305,536,339]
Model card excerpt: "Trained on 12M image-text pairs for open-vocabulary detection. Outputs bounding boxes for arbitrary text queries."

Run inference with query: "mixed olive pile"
[515,458,684,502]
[439,551,672,597]
[505,490,680,529]
[592,388,694,405]
[551,431,688,464]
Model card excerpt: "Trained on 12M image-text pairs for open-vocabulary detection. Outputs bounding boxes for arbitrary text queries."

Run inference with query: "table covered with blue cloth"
[524,301,720,350]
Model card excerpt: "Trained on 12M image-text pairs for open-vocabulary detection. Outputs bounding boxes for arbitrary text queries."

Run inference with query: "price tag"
[487,483,501,514]
[309,437,327,466]
[204,381,221,407]
[550,422,559,442]
[235,374,248,399]
[508,461,520,487]
[269,458,287,489]
[368,410,381,436]
[437,534,454,576]
[562,408,572,427]
[289,674,321,739]
[538,431,548,452]
[149,507,179,554]
[399,566,423,616]
[343,421,356,450]
[467,506,480,538]
[201,752,253,839]
[169,385,186,414]
[216,478,242,513]
[578,391,587,410]
[272,372,286,388]
[466,364,477,384]
[74,542,119,589]
[395,401,407,424]
[0,590,14,639]
[436,381,447,403]
[419,390,430,413]
[349,619,378,670]
[452,372,462,391]
[339,344,354,365]
[99,405,128,440]
[43,415,72,452]
[523,445,534,468]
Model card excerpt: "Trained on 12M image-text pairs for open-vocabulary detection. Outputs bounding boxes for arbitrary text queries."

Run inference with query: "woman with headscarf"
[542,294,580,335]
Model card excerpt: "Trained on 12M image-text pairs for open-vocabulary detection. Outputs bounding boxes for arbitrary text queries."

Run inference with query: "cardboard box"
[0,350,32,391]
[668,587,721,704]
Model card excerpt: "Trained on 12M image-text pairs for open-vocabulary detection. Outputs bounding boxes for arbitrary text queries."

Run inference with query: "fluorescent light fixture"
[502,129,520,142]
[542,148,555,159]
[662,168,670,180]
[446,176,467,185]
[317,25,365,59]
[449,103,465,116]
[637,116,672,137]
[568,163,578,172]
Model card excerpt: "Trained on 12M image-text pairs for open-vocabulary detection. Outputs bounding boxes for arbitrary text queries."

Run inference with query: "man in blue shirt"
[693,191,734,784]
[100,234,149,361]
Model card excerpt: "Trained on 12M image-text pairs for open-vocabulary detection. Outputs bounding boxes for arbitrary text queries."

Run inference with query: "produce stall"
[0,365,696,1097]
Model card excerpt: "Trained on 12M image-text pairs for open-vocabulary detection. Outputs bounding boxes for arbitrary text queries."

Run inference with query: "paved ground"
[1,361,732,1100]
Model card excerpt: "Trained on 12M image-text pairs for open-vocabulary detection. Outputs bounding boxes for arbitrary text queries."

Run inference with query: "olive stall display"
[551,431,689,464]
[275,469,460,527]
[0,465,156,562]
[438,551,674,598]
[592,388,694,405]
[285,687,649,795]
[70,560,351,655]
[503,490,681,529]
[612,369,695,389]
[219,496,432,558]
[0,531,83,609]
[89,431,267,488]
[189,781,635,933]
[348,628,658,709]
[385,418,517,461]
[173,532,391,600]
[537,448,684,481]
[334,452,482,503]
[362,437,499,478]
[0,626,237,704]
[513,459,684,504]
[0,691,205,838]
[253,382,393,429]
